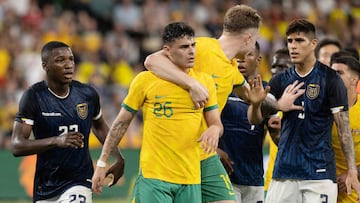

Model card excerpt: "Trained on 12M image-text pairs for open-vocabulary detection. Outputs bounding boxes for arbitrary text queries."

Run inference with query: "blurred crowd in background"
[0,0,359,149]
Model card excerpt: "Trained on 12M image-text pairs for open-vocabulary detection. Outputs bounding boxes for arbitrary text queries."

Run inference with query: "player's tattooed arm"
[334,111,356,170]
[334,111,360,196]
[98,108,134,163]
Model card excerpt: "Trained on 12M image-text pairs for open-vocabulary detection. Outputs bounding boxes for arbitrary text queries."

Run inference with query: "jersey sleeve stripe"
[20,118,34,125]
[122,103,137,113]
[233,79,246,88]
[93,110,102,120]
[331,106,345,113]
[204,104,218,112]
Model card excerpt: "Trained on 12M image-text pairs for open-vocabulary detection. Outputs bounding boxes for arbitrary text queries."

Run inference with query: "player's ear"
[42,62,48,72]
[311,38,318,49]
[162,44,171,57]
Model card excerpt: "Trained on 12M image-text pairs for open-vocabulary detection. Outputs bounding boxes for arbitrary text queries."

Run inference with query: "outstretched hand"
[105,159,125,187]
[278,80,305,112]
[247,74,270,106]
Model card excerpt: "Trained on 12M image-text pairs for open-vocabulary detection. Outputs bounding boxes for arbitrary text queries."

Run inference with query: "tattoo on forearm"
[102,119,130,160]
[334,111,356,170]
[261,95,279,118]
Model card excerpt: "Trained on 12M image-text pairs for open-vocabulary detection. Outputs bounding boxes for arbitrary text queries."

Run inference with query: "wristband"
[96,160,106,168]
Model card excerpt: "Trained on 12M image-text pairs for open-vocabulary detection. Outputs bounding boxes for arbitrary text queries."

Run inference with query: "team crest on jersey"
[77,103,88,119]
[306,84,320,99]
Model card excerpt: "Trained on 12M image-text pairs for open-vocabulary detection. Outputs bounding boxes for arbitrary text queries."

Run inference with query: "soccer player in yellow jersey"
[330,54,360,203]
[145,5,261,203]
[144,5,303,203]
[91,22,223,202]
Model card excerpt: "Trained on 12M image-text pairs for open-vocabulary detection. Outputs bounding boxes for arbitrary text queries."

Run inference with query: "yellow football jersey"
[332,94,360,203]
[194,37,246,160]
[194,37,246,112]
[123,69,218,184]
[264,138,278,191]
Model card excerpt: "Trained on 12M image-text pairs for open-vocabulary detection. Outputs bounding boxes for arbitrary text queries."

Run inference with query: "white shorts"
[233,184,264,203]
[36,185,92,203]
[265,179,337,203]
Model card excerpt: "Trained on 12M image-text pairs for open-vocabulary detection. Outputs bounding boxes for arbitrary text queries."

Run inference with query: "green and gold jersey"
[122,69,218,184]
[194,37,246,160]
[332,94,360,203]
[194,37,246,112]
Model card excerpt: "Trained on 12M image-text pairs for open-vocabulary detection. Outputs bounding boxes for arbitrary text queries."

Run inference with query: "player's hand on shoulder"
[106,158,125,187]
[188,79,209,109]
[56,132,84,148]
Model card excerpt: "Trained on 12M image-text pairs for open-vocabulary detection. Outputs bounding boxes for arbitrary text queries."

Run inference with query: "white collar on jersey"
[47,87,70,99]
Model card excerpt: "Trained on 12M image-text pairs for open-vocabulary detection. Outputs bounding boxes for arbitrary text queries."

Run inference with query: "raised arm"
[92,108,134,195]
[233,75,272,124]
[333,111,360,197]
[144,50,209,108]
[243,79,305,124]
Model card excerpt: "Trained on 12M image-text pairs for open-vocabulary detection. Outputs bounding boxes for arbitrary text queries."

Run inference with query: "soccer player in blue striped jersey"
[265,19,360,203]
[11,41,124,202]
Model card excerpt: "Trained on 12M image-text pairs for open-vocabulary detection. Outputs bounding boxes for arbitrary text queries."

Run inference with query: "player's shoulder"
[136,70,152,77]
[315,61,337,77]
[70,80,95,91]
[30,80,46,89]
[132,70,156,82]
[190,68,212,80]
[70,80,99,97]
[27,81,47,94]
[195,37,218,48]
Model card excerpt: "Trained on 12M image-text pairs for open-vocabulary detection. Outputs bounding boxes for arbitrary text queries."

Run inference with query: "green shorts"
[129,174,201,203]
[201,154,236,202]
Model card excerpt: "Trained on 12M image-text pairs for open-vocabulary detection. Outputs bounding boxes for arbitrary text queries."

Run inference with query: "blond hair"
[223,5,261,33]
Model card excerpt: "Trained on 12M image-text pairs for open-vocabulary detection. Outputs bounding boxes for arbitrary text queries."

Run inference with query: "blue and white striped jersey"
[269,61,348,182]
[15,80,101,201]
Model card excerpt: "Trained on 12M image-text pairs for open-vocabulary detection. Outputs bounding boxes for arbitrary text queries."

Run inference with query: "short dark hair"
[162,22,195,44]
[343,46,359,61]
[330,54,360,78]
[315,38,342,58]
[286,19,316,39]
[41,41,70,62]
[274,48,290,57]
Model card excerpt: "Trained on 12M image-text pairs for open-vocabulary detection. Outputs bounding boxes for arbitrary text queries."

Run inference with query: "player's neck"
[218,34,241,60]
[295,56,316,76]
[348,88,358,107]
[46,80,70,97]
